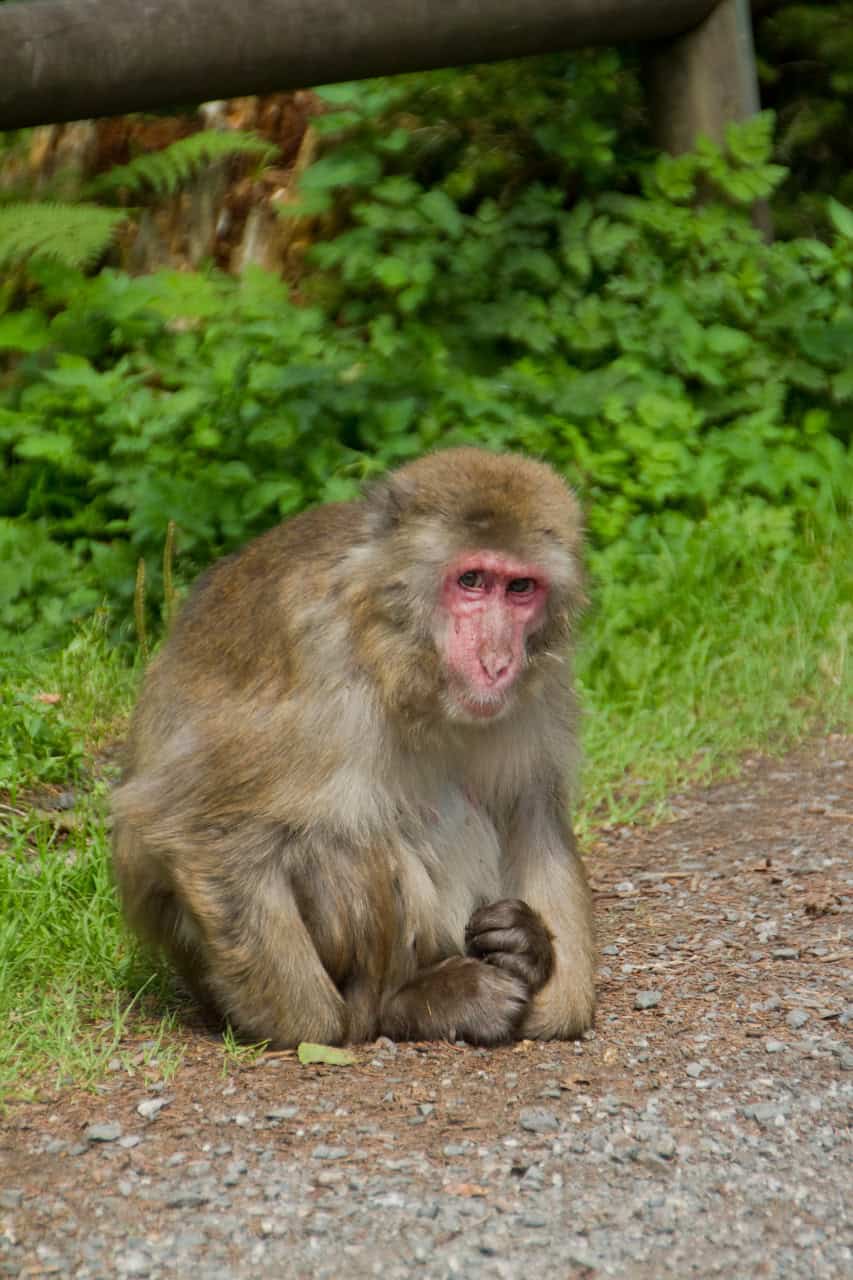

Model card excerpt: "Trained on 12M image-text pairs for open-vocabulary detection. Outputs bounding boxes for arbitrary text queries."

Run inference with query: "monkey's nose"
[480,652,512,683]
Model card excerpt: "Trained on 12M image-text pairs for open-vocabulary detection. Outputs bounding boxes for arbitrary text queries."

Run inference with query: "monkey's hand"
[380,955,529,1045]
[465,898,554,994]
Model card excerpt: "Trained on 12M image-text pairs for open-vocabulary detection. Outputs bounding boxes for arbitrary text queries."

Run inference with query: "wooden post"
[647,0,760,153]
[647,0,770,234]
[0,0,720,131]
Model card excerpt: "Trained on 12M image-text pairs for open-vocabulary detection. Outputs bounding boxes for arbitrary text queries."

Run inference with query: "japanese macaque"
[112,448,595,1046]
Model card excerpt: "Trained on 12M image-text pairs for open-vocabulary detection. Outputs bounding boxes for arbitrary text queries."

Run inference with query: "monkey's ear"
[364,473,416,536]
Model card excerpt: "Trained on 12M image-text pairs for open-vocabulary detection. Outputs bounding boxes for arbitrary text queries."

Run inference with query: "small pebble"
[786,1008,809,1029]
[85,1122,122,1143]
[137,1097,169,1120]
[165,1190,210,1208]
[655,1133,677,1159]
[519,1107,559,1134]
[765,1038,786,1054]
[311,1145,348,1160]
[743,1102,787,1126]
[521,1212,548,1228]
[115,1244,150,1274]
[634,990,662,1010]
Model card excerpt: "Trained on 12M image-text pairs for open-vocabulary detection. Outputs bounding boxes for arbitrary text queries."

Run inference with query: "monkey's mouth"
[450,688,511,723]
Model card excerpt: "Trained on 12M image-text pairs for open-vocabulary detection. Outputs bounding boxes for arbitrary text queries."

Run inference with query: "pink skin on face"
[439,551,549,718]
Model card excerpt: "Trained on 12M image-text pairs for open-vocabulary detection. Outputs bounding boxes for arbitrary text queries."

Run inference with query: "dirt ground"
[1,735,850,1278]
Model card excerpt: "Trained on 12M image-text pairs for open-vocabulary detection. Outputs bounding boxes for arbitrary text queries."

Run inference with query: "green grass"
[0,520,849,1099]
[0,621,180,1101]
[577,514,852,830]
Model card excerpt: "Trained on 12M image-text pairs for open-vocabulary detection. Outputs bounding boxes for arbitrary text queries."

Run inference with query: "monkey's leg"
[379,955,528,1045]
[503,808,596,1040]
[171,864,350,1048]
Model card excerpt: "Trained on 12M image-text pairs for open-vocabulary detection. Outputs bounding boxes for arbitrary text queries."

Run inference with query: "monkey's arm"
[501,789,595,1039]
[171,861,353,1048]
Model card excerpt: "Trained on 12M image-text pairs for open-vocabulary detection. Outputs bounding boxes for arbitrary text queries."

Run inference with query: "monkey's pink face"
[438,551,549,723]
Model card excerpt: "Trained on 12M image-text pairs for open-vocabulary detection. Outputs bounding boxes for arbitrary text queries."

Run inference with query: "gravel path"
[2,735,850,1278]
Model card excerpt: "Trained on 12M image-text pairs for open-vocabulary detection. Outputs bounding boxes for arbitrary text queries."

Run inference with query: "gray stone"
[655,1133,677,1159]
[521,1212,548,1228]
[117,1249,152,1276]
[634,990,662,1010]
[519,1107,559,1134]
[743,1102,787,1126]
[136,1097,169,1120]
[520,1164,546,1188]
[164,1189,211,1208]
[85,1122,122,1143]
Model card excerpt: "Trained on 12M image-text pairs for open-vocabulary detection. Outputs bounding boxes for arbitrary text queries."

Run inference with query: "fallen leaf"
[35,691,61,705]
[297,1042,357,1067]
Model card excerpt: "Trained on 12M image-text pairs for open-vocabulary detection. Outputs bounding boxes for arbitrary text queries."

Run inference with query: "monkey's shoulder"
[151,501,366,697]
[179,502,364,622]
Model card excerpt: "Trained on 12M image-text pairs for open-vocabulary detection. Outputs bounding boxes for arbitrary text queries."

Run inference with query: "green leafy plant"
[0,202,127,268]
[89,128,275,197]
[0,680,83,791]
[0,62,851,660]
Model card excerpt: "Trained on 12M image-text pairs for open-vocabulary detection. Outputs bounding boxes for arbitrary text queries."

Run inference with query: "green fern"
[0,203,127,269]
[90,129,276,197]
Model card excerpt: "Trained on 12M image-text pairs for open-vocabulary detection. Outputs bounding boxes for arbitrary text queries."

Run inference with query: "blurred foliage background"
[0,1,850,687]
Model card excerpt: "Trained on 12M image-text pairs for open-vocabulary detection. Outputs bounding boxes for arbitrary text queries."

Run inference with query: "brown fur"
[112,448,595,1046]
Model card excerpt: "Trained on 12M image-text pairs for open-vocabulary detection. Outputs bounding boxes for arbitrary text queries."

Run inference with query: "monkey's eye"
[458,570,485,590]
[507,577,536,595]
